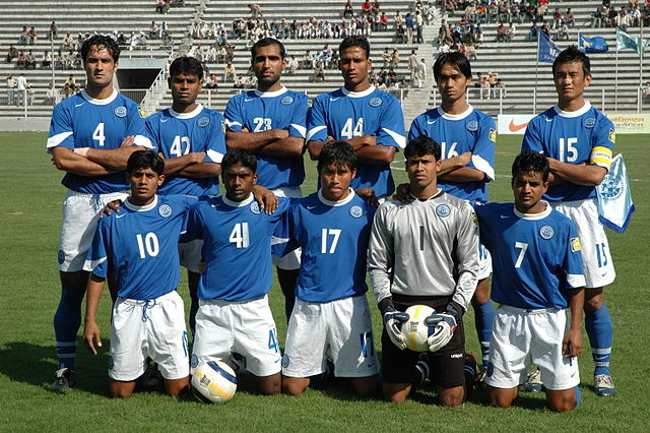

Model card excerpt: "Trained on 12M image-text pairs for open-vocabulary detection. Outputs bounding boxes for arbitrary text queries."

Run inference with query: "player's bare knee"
[547,396,576,413]
[438,387,464,407]
[488,388,515,408]
[383,383,410,403]
[282,378,308,396]
[259,376,282,395]
[110,384,134,399]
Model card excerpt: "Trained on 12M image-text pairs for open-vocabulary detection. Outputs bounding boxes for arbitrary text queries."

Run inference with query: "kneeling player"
[477,151,584,412]
[187,150,289,395]
[83,151,193,398]
[367,136,479,406]
[280,141,378,397]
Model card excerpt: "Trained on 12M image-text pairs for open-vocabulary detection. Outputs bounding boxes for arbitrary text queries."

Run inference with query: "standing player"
[367,136,479,406]
[187,150,289,395]
[47,35,150,391]
[522,47,616,397]
[408,52,497,374]
[280,141,378,397]
[477,151,584,412]
[143,56,225,334]
[83,151,192,399]
[306,36,406,200]
[224,37,307,321]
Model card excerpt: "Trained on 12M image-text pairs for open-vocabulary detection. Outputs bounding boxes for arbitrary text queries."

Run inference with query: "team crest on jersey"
[57,249,65,265]
[350,205,363,218]
[539,225,554,240]
[608,128,616,144]
[570,237,582,252]
[466,120,479,132]
[436,204,451,218]
[114,106,127,118]
[583,117,596,128]
[250,201,261,214]
[369,96,383,107]
[489,128,497,143]
[191,354,200,369]
[159,204,172,218]
[281,95,294,105]
[198,116,210,128]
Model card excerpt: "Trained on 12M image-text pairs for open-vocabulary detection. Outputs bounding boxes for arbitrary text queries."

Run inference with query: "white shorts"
[58,189,129,272]
[271,186,302,270]
[485,305,579,391]
[192,295,281,377]
[478,243,492,281]
[179,239,203,274]
[552,198,616,288]
[109,291,189,382]
[282,296,378,378]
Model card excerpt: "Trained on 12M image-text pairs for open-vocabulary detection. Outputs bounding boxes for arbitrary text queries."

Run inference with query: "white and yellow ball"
[191,360,238,403]
[401,305,436,352]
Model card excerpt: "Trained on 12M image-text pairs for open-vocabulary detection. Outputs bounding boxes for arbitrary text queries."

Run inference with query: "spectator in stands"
[564,8,575,27]
[155,0,167,14]
[248,3,263,19]
[361,0,372,16]
[414,57,426,88]
[415,10,424,43]
[49,21,58,40]
[557,22,569,40]
[408,49,418,85]
[18,26,28,45]
[343,0,354,18]
[62,32,73,50]
[6,45,18,63]
[205,73,219,89]
[488,71,498,99]
[552,8,562,30]
[223,62,237,82]
[616,7,630,29]
[507,21,517,41]
[527,22,538,41]
[405,12,415,43]
[479,73,490,99]
[149,21,159,39]
[15,73,28,105]
[496,22,508,42]
[16,51,27,68]
[42,50,52,68]
[389,48,400,69]
[286,55,299,74]
[6,75,16,105]
[591,3,607,28]
[379,12,389,31]
[310,59,325,81]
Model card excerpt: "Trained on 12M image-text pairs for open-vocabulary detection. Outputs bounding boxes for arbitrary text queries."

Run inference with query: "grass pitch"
[0,133,648,433]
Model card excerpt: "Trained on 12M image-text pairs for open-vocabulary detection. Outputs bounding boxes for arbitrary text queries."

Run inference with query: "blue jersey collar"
[513,201,552,220]
[124,195,159,212]
[80,88,118,105]
[341,85,375,98]
[222,193,254,208]
[553,101,591,118]
[317,188,356,207]
[169,104,203,119]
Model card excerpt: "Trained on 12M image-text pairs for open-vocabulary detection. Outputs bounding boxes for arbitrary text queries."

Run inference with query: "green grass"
[1,133,648,432]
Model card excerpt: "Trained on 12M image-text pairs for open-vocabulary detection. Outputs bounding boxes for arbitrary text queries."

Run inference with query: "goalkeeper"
[367,136,479,406]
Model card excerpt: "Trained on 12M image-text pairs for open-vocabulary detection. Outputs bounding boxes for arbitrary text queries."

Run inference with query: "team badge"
[584,117,596,128]
[599,172,623,200]
[436,204,451,218]
[369,96,383,107]
[466,120,478,132]
[250,201,261,214]
[570,237,582,252]
[191,354,200,369]
[350,205,363,218]
[609,128,616,144]
[159,204,172,218]
[198,116,210,128]
[281,355,290,368]
[57,249,65,265]
[539,225,554,240]
[281,95,294,105]
[114,106,127,118]
[489,128,497,143]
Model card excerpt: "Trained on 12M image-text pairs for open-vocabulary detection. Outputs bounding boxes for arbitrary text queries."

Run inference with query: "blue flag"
[596,154,635,232]
[537,31,561,64]
[578,33,609,53]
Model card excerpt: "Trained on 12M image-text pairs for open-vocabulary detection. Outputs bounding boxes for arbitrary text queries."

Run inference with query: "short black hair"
[404,136,442,161]
[80,35,120,63]
[339,36,370,59]
[222,149,257,173]
[511,151,550,181]
[552,46,591,77]
[127,150,164,175]
[433,52,472,82]
[317,141,357,173]
[251,37,286,60]
[169,56,204,81]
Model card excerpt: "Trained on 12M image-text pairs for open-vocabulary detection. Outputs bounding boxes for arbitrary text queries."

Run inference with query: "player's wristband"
[446,301,464,323]
[378,297,396,317]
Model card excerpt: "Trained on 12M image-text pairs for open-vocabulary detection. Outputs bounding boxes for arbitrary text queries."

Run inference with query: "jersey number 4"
[92,123,105,147]
[229,222,250,248]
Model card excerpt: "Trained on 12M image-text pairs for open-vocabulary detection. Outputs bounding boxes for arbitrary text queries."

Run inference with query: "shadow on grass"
[0,339,112,397]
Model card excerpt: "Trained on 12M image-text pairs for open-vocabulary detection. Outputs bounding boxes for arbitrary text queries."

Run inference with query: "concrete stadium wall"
[0,117,50,131]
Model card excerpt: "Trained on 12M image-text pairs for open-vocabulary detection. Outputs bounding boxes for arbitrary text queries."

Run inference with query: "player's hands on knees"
[382,306,409,350]
[355,188,379,208]
[252,185,277,214]
[562,327,583,358]
[84,321,102,355]
[393,183,413,203]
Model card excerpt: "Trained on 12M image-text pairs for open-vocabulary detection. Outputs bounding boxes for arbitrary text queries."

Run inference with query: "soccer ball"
[401,305,436,352]
[191,360,238,404]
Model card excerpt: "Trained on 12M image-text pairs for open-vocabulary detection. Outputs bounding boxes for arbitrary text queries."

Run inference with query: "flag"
[616,28,641,55]
[596,154,635,232]
[537,31,560,64]
[578,33,609,53]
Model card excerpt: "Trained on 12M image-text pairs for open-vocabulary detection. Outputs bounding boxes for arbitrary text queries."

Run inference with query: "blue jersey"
[307,86,406,197]
[476,202,585,309]
[224,87,307,189]
[185,194,290,301]
[83,195,195,300]
[46,89,150,194]
[521,102,615,202]
[144,105,226,196]
[409,106,496,203]
[282,190,375,303]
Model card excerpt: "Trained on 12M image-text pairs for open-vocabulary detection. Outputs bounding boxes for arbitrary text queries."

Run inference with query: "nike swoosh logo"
[244,98,254,102]
[330,97,340,102]
[115,213,127,219]
[508,120,528,132]
[427,119,438,124]
[545,117,553,122]
[306,205,316,210]
[75,103,85,108]
[499,215,509,219]
[160,118,169,123]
